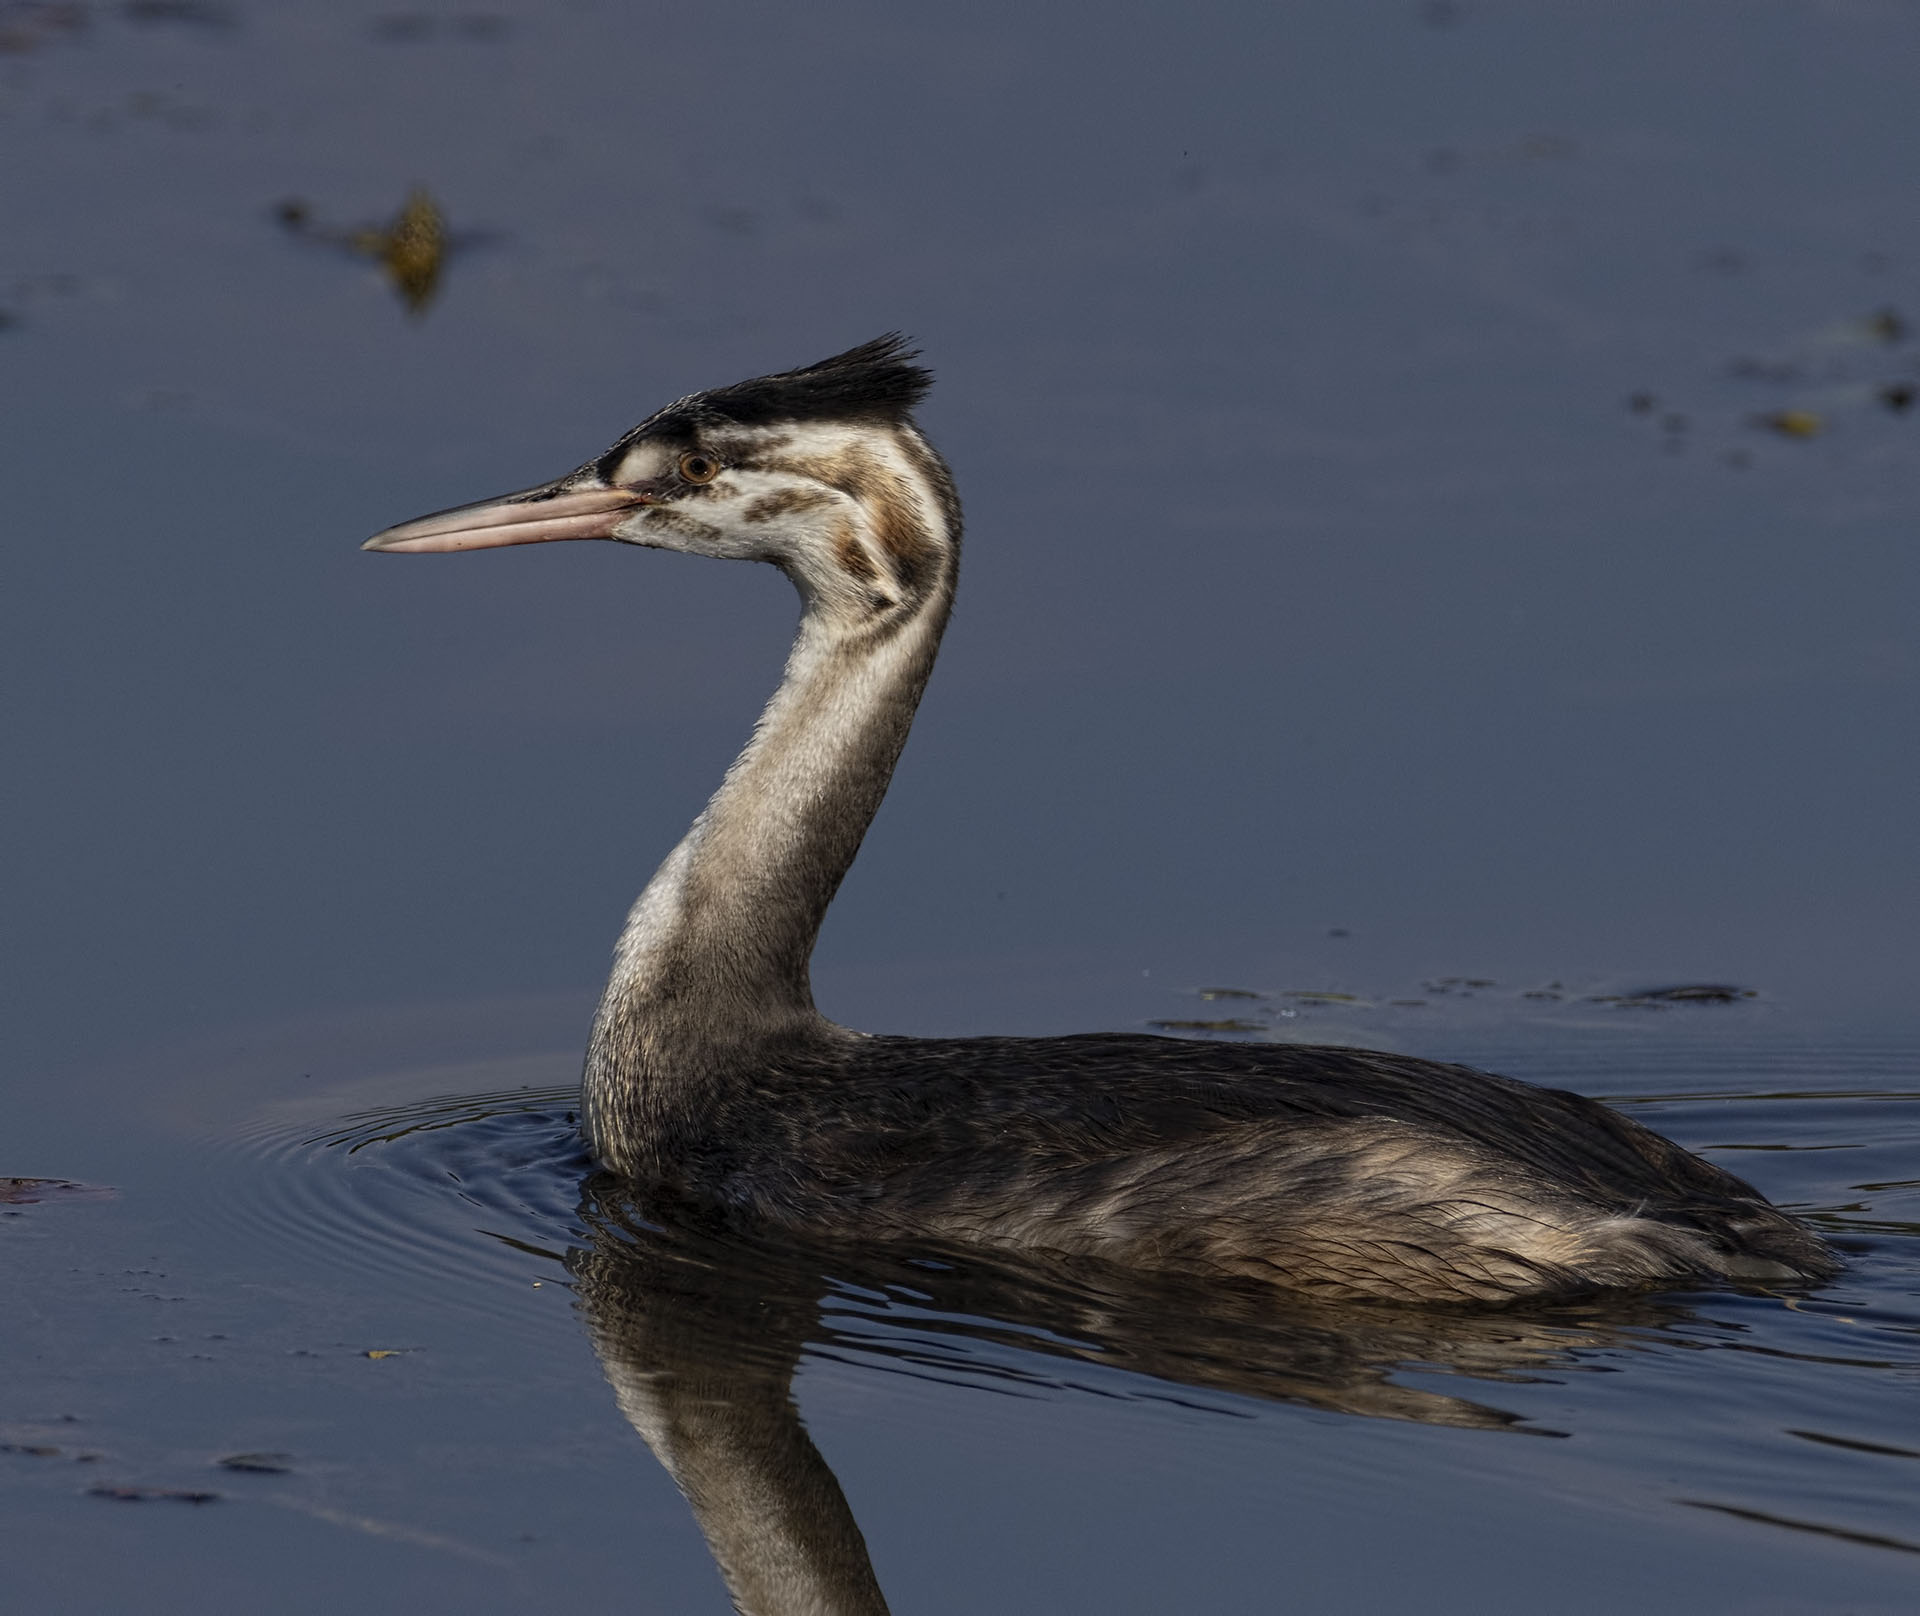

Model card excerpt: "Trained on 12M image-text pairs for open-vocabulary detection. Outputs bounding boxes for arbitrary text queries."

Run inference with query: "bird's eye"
[678,452,720,485]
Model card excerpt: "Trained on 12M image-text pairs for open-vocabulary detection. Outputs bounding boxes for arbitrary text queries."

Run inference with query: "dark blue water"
[5,3,1918,1609]
[7,991,1917,1611]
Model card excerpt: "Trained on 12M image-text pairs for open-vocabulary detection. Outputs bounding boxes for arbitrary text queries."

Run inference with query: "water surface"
[7,992,1918,1611]
[4,2,1918,1609]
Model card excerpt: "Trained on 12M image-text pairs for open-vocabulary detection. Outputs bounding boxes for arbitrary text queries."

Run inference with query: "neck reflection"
[569,1178,1676,1616]
[571,1186,889,1616]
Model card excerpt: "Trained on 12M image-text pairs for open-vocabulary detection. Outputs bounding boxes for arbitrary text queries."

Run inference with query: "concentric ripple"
[206,1056,594,1338]
[199,1025,1920,1384]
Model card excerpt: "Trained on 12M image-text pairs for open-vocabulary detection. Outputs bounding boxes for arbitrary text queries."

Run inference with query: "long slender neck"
[583,491,955,1172]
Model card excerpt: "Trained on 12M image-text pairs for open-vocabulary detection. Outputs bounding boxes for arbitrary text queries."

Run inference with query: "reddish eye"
[678,452,720,484]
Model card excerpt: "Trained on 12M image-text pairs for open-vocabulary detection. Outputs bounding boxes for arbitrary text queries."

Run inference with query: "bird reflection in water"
[568,1176,1676,1616]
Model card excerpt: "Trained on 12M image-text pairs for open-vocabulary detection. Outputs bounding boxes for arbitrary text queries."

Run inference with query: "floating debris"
[1634,303,1920,464]
[1865,307,1907,344]
[0,1177,115,1204]
[1160,975,1760,1024]
[274,187,452,316]
[1588,984,1756,1007]
[355,189,445,314]
[0,2,87,55]
[217,1452,292,1474]
[0,0,230,50]
[89,1484,219,1504]
[363,1348,414,1359]
[1148,1018,1266,1033]
[1758,409,1822,439]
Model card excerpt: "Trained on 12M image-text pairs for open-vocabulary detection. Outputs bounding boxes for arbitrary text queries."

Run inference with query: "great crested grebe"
[366,336,1835,1305]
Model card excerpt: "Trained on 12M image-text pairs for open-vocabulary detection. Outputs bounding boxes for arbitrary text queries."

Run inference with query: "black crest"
[646,334,934,435]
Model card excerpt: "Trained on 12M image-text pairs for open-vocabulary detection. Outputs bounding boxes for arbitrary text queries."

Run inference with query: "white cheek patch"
[610,442,670,486]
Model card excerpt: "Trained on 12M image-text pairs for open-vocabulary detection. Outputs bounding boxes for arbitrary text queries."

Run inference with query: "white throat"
[581,431,957,1170]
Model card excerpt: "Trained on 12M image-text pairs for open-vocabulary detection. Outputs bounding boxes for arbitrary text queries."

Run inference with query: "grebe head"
[363,334,960,624]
